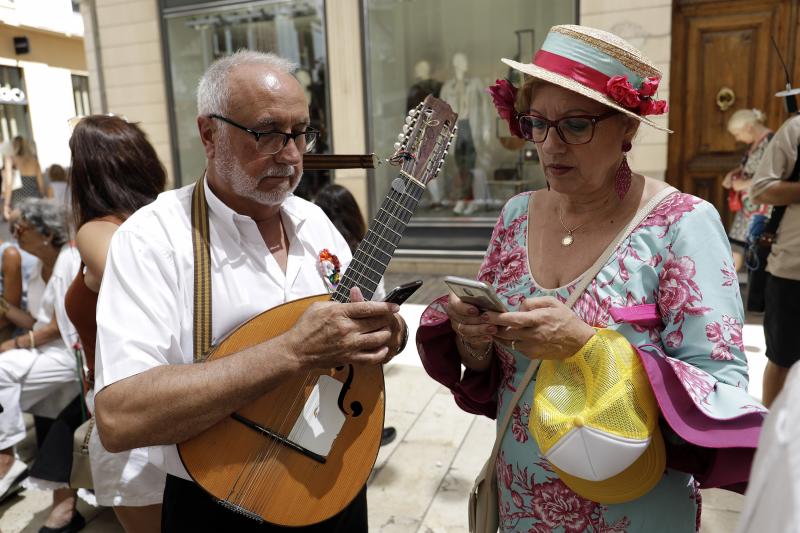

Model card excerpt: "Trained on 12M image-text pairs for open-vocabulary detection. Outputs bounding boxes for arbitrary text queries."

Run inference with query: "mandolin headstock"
[390,95,458,186]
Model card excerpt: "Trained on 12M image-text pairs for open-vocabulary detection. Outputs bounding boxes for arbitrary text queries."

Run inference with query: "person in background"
[0,216,37,341]
[749,113,800,407]
[3,137,45,220]
[61,114,167,532]
[722,108,773,271]
[313,183,397,446]
[0,199,80,521]
[46,164,69,208]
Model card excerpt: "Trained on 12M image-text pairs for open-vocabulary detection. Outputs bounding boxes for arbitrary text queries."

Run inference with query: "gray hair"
[197,50,298,116]
[18,198,69,248]
[728,108,766,133]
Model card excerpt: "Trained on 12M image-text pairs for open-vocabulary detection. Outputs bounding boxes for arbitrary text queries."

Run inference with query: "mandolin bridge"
[217,499,264,522]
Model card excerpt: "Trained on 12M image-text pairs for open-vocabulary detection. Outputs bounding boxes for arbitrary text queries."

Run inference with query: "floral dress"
[728,133,773,243]
[417,191,766,532]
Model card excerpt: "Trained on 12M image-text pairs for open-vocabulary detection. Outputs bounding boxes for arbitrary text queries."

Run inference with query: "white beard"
[215,135,301,206]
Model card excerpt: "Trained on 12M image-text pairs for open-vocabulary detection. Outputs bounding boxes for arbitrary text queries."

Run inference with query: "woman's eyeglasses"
[209,115,319,155]
[517,110,617,145]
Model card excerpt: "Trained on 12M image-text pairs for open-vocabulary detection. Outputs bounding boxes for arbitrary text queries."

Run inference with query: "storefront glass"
[0,66,31,145]
[365,0,576,227]
[164,0,330,190]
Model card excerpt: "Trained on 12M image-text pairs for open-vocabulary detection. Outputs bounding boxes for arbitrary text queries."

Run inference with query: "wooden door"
[667,0,799,223]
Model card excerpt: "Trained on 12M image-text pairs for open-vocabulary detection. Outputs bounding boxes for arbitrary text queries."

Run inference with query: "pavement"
[0,272,766,532]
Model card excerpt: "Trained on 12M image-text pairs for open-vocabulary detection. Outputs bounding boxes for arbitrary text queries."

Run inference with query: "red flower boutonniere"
[606,75,669,116]
[487,79,524,138]
[318,249,341,292]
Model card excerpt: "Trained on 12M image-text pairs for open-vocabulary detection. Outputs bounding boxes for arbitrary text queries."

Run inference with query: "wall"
[81,0,174,186]
[580,0,672,180]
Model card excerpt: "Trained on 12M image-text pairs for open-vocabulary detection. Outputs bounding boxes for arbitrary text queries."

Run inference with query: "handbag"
[728,189,743,212]
[70,417,94,489]
[467,186,678,533]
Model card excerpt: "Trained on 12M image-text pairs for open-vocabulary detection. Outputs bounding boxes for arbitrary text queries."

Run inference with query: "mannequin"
[407,60,443,111]
[439,53,486,215]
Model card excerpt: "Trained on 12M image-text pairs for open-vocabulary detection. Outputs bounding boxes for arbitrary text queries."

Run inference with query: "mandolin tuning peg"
[402,124,409,134]
[405,116,413,125]
[393,142,401,151]
[397,133,405,142]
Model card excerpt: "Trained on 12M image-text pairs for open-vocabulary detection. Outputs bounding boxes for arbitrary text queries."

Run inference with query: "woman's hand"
[732,177,752,192]
[448,293,496,369]
[2,205,10,221]
[722,170,736,189]
[483,296,595,360]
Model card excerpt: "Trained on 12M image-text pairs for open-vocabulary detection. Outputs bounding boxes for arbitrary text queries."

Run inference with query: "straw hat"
[499,24,671,133]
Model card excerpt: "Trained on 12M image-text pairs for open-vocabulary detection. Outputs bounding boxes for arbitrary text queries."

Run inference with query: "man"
[750,113,800,407]
[92,51,406,532]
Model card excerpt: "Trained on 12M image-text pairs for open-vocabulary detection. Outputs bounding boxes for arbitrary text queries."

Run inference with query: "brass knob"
[716,87,736,112]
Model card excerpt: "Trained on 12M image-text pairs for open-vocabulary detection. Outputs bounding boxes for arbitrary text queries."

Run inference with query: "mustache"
[263,165,295,178]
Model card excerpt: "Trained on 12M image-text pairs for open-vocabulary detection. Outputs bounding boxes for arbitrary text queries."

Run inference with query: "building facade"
[0,0,87,171]
[80,0,677,259]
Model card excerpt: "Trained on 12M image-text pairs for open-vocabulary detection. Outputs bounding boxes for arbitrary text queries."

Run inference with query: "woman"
[722,108,773,270]
[417,25,764,532]
[64,114,166,532]
[0,199,81,526]
[3,136,46,220]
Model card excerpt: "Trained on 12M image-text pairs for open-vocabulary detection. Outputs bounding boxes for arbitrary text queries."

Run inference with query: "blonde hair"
[728,108,765,134]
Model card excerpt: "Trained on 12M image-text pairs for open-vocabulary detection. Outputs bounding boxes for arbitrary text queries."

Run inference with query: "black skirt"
[29,394,85,483]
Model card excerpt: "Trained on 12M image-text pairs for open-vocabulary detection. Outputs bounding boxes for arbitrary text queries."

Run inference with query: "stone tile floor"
[0,272,765,532]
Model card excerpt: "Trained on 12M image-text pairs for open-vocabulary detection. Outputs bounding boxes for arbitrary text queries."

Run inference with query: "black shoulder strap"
[763,142,800,236]
[191,179,212,362]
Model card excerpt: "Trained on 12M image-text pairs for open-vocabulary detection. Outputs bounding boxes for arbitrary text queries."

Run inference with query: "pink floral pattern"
[705,315,744,361]
[666,358,715,406]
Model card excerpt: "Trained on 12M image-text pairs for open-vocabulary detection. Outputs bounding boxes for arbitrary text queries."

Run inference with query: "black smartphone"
[383,280,423,305]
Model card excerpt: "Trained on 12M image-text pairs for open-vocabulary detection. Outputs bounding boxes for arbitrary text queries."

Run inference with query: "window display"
[365,0,576,224]
[164,0,329,189]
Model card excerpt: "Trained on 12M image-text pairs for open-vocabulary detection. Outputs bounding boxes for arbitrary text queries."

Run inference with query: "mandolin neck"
[331,174,426,303]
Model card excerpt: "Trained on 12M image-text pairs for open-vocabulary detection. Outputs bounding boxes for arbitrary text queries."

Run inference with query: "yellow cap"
[529,328,665,504]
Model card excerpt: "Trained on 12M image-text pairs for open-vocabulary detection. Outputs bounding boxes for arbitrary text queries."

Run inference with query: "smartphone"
[443,276,507,312]
[383,279,423,305]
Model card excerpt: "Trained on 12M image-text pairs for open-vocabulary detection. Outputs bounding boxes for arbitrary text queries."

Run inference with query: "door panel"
[668,0,797,224]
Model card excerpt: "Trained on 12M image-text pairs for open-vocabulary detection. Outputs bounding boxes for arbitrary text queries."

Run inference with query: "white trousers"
[0,343,79,449]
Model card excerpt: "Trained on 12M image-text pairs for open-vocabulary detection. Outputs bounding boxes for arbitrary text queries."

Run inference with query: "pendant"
[561,233,574,247]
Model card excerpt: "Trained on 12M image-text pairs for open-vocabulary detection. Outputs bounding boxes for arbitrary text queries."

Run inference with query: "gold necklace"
[558,207,589,247]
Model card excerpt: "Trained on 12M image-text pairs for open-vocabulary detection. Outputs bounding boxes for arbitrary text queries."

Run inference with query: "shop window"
[72,74,91,117]
[365,0,576,229]
[164,0,330,191]
[0,66,32,146]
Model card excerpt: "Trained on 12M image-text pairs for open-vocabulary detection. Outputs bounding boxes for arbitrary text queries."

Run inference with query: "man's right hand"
[281,290,401,369]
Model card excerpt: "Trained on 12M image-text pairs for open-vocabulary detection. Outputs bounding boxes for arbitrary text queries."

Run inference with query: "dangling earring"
[546,180,550,191]
[615,141,632,200]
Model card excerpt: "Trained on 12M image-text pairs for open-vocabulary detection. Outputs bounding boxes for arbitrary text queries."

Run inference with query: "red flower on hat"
[606,75,669,117]
[488,79,523,138]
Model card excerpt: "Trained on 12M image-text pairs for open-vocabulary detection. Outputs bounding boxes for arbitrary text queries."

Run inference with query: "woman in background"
[3,136,45,220]
[722,108,773,271]
[64,115,167,532]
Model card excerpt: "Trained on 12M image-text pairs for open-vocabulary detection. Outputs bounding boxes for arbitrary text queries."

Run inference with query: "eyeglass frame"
[517,110,618,145]
[208,114,319,154]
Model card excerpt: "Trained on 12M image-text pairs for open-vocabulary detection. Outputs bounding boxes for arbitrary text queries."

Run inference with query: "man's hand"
[0,338,14,353]
[281,287,402,369]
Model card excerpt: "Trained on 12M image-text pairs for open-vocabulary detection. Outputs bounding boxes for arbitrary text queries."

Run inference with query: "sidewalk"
[0,273,765,531]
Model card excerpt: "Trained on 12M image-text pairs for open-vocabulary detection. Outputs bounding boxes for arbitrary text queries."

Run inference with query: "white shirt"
[735,362,800,532]
[27,245,80,351]
[95,180,358,479]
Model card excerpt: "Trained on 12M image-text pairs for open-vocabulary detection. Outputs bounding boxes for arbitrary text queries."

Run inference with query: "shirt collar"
[202,177,310,247]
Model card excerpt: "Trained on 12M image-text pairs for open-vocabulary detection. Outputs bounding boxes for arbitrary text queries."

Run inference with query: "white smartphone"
[443,276,507,312]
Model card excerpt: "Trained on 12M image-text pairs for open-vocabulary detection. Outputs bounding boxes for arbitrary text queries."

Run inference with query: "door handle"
[716,87,736,111]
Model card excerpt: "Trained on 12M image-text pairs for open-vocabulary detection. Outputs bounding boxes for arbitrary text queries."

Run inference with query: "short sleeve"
[94,229,185,393]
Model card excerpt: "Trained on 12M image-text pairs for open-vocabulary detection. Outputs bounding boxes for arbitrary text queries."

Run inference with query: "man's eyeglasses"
[209,115,319,155]
[518,110,617,145]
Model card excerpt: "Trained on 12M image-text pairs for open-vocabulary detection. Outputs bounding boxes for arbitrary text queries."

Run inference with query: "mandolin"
[178,95,458,526]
